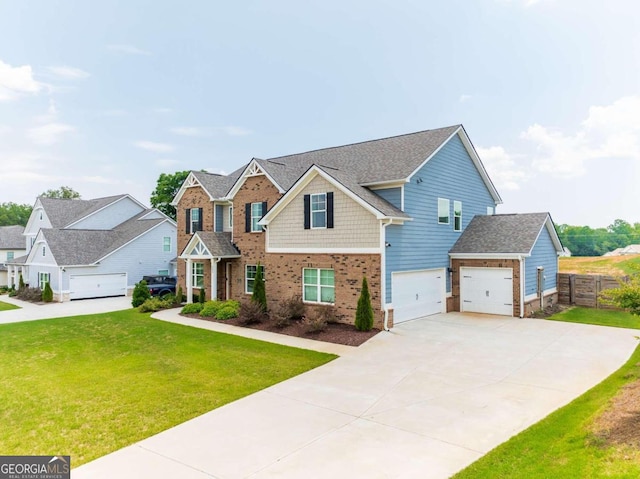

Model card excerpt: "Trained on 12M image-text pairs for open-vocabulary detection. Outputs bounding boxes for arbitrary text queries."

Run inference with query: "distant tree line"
[557,219,640,256]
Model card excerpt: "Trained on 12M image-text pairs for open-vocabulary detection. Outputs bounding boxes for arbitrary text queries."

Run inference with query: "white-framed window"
[245,264,265,293]
[229,206,233,228]
[158,269,169,276]
[38,272,50,290]
[454,201,462,232]
[6,252,14,261]
[438,198,450,224]
[251,203,263,232]
[163,236,171,252]
[303,268,335,304]
[311,193,327,228]
[192,262,204,288]
[190,209,200,234]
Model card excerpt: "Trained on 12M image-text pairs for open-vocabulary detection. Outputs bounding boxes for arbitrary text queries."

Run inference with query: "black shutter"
[245,203,251,232]
[326,192,334,229]
[185,208,191,234]
[261,201,267,218]
[197,208,203,231]
[303,195,310,229]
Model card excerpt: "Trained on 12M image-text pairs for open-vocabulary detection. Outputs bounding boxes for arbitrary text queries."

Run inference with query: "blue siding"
[374,187,402,210]
[525,227,558,296]
[384,134,496,303]
[215,205,224,232]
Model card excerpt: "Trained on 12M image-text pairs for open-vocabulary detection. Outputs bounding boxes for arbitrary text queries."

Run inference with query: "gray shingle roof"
[0,225,25,249]
[449,213,558,255]
[39,195,130,228]
[194,232,240,258]
[42,210,166,265]
[191,171,238,199]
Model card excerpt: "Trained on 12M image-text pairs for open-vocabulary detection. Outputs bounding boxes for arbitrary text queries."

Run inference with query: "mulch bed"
[182,314,380,347]
[592,374,640,449]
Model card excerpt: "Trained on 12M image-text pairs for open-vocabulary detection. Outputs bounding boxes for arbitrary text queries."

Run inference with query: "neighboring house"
[7,195,177,301]
[0,225,26,287]
[449,213,564,317]
[173,124,564,328]
[605,244,640,256]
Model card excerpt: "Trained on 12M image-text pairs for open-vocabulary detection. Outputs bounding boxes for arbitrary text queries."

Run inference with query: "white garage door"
[392,269,445,324]
[69,273,127,300]
[460,267,513,316]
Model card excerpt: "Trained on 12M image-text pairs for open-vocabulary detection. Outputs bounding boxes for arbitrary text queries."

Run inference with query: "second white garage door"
[69,273,127,300]
[460,267,513,316]
[392,269,445,324]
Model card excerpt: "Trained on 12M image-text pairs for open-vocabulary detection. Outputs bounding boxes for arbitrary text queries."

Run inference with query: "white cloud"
[134,140,175,153]
[155,159,182,168]
[205,167,228,175]
[522,95,640,177]
[107,44,151,55]
[0,59,42,101]
[26,123,75,145]
[476,146,527,190]
[47,66,90,80]
[459,94,472,103]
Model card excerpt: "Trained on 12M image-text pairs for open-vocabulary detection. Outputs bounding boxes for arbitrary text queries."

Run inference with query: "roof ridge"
[265,125,461,161]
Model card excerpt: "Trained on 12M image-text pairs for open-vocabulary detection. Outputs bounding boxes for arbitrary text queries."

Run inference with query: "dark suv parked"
[142,275,177,297]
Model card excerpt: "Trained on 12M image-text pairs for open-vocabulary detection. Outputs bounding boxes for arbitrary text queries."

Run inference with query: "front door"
[225,262,232,300]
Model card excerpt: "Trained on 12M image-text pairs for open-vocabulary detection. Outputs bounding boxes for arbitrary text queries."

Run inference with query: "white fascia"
[449,253,530,260]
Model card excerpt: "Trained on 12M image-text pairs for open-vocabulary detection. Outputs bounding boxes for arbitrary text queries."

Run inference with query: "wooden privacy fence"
[557,273,625,309]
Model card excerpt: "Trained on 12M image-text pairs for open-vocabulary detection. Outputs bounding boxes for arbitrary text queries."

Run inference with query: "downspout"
[519,256,525,318]
[381,219,393,331]
[58,266,63,302]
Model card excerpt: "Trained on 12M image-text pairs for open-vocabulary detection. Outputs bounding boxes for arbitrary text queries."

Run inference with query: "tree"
[251,263,267,313]
[18,273,25,290]
[40,186,81,199]
[150,171,190,220]
[132,280,151,307]
[355,276,374,331]
[0,202,33,226]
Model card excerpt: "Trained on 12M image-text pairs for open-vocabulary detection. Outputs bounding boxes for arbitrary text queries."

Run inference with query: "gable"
[67,196,145,230]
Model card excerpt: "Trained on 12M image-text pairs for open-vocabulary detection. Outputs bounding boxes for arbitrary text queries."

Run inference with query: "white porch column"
[186,258,193,304]
[210,258,218,301]
[7,265,13,289]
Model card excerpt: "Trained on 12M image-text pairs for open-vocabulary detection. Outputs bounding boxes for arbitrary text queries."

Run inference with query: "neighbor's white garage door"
[460,267,513,316]
[392,269,445,324]
[69,273,127,300]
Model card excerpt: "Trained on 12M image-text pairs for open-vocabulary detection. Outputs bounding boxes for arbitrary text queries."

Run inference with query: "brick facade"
[450,258,521,317]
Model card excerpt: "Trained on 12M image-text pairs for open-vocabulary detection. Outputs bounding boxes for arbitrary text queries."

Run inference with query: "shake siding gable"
[384,134,495,303]
[374,187,402,210]
[526,227,559,296]
[268,174,380,250]
[68,197,144,230]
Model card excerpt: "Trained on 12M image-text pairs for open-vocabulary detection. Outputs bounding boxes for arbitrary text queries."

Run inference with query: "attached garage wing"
[460,267,513,316]
[69,273,127,300]
[392,269,445,324]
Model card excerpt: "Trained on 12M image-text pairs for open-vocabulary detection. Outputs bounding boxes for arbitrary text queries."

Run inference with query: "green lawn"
[547,306,640,329]
[0,310,336,465]
[453,308,640,479]
[0,299,19,311]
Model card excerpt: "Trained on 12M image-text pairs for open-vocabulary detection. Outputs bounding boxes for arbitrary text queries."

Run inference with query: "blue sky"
[0,0,638,227]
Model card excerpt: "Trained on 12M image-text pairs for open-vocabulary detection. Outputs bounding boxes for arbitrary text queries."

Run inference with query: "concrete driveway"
[73,312,638,479]
[0,295,132,323]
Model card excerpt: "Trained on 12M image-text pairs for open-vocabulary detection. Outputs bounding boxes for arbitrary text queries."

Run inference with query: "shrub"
[240,300,266,324]
[355,276,374,331]
[176,285,184,304]
[282,295,305,320]
[270,302,292,329]
[138,297,172,313]
[200,300,224,317]
[600,275,640,315]
[181,302,203,314]
[16,286,43,302]
[304,311,328,333]
[251,263,267,313]
[8,289,17,297]
[42,282,54,302]
[162,293,177,306]
[198,288,206,304]
[216,304,239,320]
[18,274,25,291]
[131,280,151,307]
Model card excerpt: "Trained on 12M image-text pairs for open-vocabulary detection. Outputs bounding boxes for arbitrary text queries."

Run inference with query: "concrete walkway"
[0,295,132,323]
[73,312,639,479]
